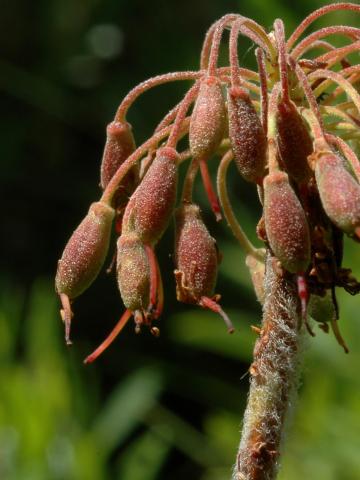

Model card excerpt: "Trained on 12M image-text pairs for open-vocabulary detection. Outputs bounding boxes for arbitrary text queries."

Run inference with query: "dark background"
[1,1,360,479]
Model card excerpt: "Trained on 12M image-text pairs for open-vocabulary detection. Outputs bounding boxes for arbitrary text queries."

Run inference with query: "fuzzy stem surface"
[286,3,360,50]
[234,252,304,480]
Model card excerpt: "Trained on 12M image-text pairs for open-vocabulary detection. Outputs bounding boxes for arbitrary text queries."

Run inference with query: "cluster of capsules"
[56,3,360,362]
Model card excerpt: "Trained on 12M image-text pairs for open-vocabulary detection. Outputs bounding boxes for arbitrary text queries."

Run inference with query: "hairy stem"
[292,60,325,140]
[309,68,360,115]
[313,65,360,104]
[115,71,201,122]
[256,48,268,135]
[315,40,360,69]
[291,26,360,59]
[167,81,200,148]
[286,2,360,51]
[234,253,304,480]
[208,15,240,75]
[274,19,290,104]
[229,19,271,86]
[181,156,199,203]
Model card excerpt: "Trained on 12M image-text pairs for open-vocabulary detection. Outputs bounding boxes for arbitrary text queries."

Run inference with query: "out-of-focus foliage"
[1,0,359,478]
[1,247,359,479]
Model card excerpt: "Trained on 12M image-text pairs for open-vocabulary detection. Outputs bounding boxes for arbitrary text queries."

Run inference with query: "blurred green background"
[1,0,359,478]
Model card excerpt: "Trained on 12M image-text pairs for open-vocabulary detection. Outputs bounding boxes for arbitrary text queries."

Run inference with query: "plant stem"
[256,48,268,135]
[200,15,239,70]
[309,69,360,115]
[313,66,360,105]
[166,82,200,148]
[115,71,201,122]
[291,26,360,59]
[286,2,360,51]
[229,19,271,87]
[274,19,290,104]
[292,60,325,140]
[234,252,304,480]
[315,40,360,69]
[181,156,199,203]
[207,15,240,76]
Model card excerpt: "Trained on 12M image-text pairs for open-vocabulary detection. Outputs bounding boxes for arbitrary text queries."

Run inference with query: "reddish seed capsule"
[116,232,150,312]
[189,75,226,160]
[276,100,313,184]
[264,171,311,274]
[84,233,159,364]
[100,120,137,190]
[122,146,179,245]
[56,202,115,300]
[55,201,115,344]
[174,203,219,302]
[314,152,360,237]
[174,203,234,332]
[227,86,266,183]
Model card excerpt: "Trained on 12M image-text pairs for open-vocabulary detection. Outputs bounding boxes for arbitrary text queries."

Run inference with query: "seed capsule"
[122,146,179,245]
[174,203,233,332]
[189,75,226,160]
[314,152,360,237]
[100,120,137,190]
[174,203,218,303]
[276,99,313,184]
[56,202,115,299]
[264,171,311,273]
[116,233,150,312]
[55,201,115,344]
[227,86,266,183]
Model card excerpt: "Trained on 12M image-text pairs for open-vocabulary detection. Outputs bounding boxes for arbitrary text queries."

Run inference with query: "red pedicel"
[84,233,162,364]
